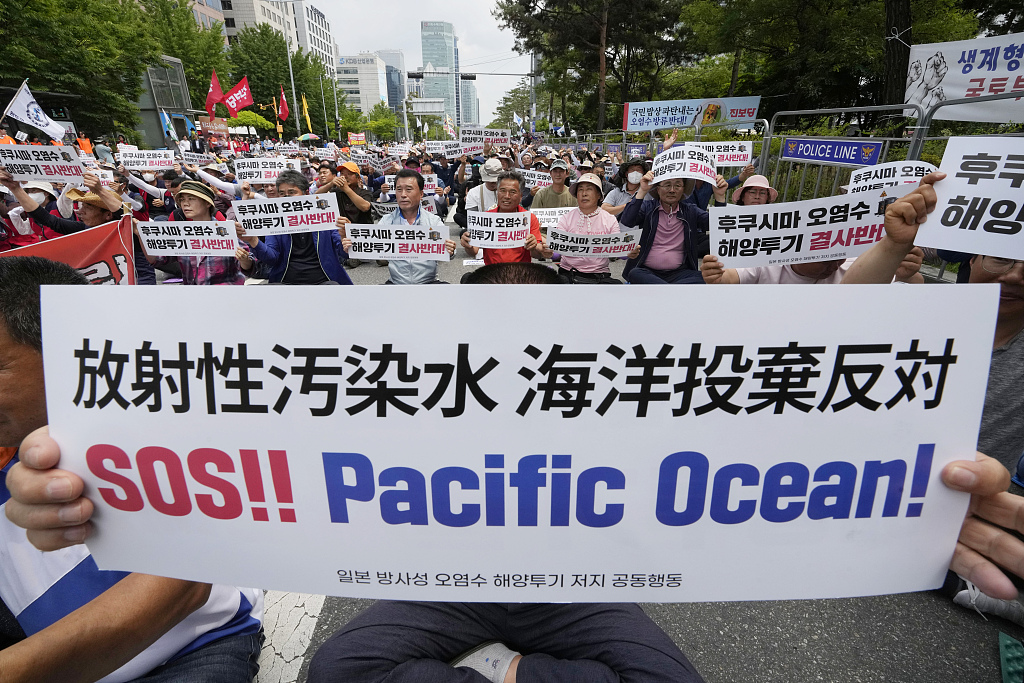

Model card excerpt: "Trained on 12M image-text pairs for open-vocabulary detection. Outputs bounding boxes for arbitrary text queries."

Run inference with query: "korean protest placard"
[348,132,366,146]
[847,161,938,194]
[95,169,115,188]
[466,210,531,248]
[547,228,643,257]
[441,141,464,159]
[650,145,717,185]
[372,155,401,174]
[484,129,511,146]
[120,150,175,170]
[686,141,753,167]
[0,143,85,183]
[234,193,340,238]
[390,144,411,158]
[233,158,301,182]
[41,284,998,602]
[531,207,574,230]
[905,33,1024,123]
[522,169,553,189]
[461,126,485,155]
[623,96,761,132]
[710,186,914,268]
[137,221,238,258]
[915,136,1024,260]
[425,141,443,154]
[181,152,213,165]
[347,223,451,261]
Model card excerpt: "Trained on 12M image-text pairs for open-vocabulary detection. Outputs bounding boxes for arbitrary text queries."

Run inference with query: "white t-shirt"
[465,184,497,212]
[736,259,852,285]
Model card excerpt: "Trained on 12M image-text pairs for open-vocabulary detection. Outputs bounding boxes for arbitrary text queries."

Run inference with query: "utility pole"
[529,52,537,130]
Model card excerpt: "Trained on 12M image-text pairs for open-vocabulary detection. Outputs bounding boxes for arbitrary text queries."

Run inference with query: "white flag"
[3,80,67,141]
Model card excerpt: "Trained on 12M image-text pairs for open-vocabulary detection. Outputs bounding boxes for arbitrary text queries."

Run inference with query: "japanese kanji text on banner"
[915,136,1024,260]
[42,285,997,602]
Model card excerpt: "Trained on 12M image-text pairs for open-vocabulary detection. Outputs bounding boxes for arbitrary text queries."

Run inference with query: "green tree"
[366,102,399,141]
[139,0,230,111]
[234,109,275,130]
[0,0,161,136]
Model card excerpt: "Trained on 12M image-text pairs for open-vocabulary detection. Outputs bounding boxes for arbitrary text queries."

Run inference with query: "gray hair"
[496,169,525,194]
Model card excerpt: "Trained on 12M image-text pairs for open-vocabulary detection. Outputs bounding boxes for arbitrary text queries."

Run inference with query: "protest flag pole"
[0,79,29,128]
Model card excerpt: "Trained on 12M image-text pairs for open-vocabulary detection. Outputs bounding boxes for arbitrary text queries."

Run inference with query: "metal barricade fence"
[762,104,924,203]
[904,90,1024,162]
[693,119,770,180]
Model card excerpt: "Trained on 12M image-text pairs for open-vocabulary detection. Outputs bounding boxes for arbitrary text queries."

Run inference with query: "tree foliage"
[0,0,161,136]
[365,102,399,141]
[488,79,533,128]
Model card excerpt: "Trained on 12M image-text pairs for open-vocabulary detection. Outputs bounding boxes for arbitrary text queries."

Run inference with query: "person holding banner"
[531,160,577,210]
[139,180,252,285]
[621,170,727,284]
[1,181,58,249]
[554,173,639,284]
[602,157,646,217]
[730,174,777,206]
[0,170,123,240]
[238,170,352,286]
[458,170,550,266]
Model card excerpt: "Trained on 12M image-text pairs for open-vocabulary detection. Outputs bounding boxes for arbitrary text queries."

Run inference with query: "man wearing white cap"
[464,158,503,214]
[554,173,640,283]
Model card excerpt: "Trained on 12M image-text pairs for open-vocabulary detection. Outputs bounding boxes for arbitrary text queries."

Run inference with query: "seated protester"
[342,169,455,284]
[140,180,252,285]
[842,170,1024,624]
[459,169,550,268]
[729,173,776,207]
[107,174,159,285]
[464,159,503,214]
[421,162,455,218]
[314,161,373,224]
[1,181,59,248]
[591,161,615,198]
[602,157,646,217]
[553,172,640,284]
[123,167,176,220]
[620,170,727,284]
[684,164,754,209]
[0,170,123,241]
[530,159,578,209]
[520,157,548,209]
[0,256,264,682]
[239,170,353,285]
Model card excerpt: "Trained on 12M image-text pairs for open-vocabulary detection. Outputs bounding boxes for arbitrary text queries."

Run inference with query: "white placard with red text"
[234,193,340,237]
[466,210,531,248]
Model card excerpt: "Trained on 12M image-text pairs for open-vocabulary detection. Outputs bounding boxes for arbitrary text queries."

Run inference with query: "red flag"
[278,85,289,121]
[206,70,224,120]
[223,76,254,118]
[0,218,136,285]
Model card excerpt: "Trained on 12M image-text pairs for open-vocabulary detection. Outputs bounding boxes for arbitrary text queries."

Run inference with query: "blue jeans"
[127,630,264,683]
[627,265,704,284]
[308,602,702,683]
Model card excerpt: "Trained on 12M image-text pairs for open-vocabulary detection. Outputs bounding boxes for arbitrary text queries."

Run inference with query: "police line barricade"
[763,104,925,203]
[41,285,997,601]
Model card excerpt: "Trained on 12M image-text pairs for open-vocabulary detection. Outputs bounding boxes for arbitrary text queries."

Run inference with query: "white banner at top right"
[905,32,1024,123]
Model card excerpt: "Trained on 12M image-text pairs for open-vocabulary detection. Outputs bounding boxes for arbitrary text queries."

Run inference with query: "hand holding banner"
[650,146,716,185]
[466,211,530,248]
[235,194,340,238]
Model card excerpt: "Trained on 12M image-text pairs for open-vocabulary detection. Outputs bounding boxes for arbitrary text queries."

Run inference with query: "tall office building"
[376,50,407,113]
[336,54,388,114]
[454,36,461,126]
[188,0,226,41]
[420,21,457,123]
[222,0,298,52]
[293,0,337,75]
[460,79,479,125]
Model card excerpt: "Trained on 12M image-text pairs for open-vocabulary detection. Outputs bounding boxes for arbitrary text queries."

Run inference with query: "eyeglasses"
[981,256,1024,274]
[659,181,687,191]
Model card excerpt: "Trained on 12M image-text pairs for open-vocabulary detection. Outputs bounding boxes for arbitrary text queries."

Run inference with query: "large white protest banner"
[347,224,450,261]
[440,141,464,159]
[461,126,485,155]
[686,141,753,167]
[651,146,716,185]
[710,186,914,268]
[847,161,937,194]
[547,228,642,257]
[233,158,301,182]
[137,221,238,257]
[905,33,1024,123]
[916,136,1024,260]
[234,194,340,237]
[484,129,511,146]
[522,169,554,189]
[466,210,531,248]
[371,155,401,174]
[120,150,175,170]
[0,144,85,183]
[531,207,575,230]
[425,141,444,154]
[42,285,996,602]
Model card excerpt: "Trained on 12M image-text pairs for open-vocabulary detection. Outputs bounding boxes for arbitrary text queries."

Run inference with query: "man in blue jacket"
[238,170,353,285]
[620,170,727,284]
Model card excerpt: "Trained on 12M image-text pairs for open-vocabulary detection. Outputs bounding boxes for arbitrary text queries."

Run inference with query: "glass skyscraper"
[420,21,457,124]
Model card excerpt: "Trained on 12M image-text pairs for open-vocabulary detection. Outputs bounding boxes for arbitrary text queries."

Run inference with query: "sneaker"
[954,580,1024,627]
[449,641,519,683]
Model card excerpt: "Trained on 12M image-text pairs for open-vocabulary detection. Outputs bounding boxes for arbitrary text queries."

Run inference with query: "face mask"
[143,173,155,182]
[27,192,47,205]
[628,171,643,185]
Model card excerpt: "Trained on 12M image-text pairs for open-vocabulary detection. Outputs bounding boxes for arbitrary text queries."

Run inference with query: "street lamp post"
[286,36,301,138]
[318,73,329,140]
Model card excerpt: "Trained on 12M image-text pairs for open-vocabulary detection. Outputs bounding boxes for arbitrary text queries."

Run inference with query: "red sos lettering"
[86,445,296,522]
